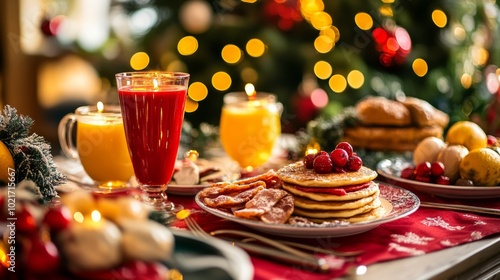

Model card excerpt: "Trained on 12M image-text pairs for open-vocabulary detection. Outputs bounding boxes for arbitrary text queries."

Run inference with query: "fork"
[184,216,332,272]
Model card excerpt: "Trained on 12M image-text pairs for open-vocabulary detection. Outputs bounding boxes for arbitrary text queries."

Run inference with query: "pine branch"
[0,105,34,145]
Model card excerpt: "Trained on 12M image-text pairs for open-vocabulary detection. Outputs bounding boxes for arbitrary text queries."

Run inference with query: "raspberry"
[315,151,329,158]
[346,155,362,171]
[430,161,445,176]
[435,175,451,185]
[330,148,349,167]
[303,154,315,169]
[332,166,346,173]
[335,142,353,157]
[313,155,333,174]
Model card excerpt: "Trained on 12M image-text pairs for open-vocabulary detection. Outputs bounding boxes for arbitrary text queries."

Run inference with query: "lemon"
[0,140,14,185]
[459,148,500,186]
[446,121,487,151]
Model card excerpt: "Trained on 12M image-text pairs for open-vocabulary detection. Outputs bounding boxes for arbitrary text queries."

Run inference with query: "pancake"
[293,198,382,218]
[283,181,379,201]
[309,205,386,223]
[277,162,378,187]
[291,189,379,210]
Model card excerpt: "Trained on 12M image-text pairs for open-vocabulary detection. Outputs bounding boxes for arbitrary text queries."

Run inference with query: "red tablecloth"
[169,190,500,280]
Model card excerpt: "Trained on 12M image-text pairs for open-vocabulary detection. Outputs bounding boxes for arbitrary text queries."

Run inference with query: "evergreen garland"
[0,105,66,202]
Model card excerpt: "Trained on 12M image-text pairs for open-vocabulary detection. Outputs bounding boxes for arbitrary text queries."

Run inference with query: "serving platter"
[196,182,419,238]
[377,157,500,199]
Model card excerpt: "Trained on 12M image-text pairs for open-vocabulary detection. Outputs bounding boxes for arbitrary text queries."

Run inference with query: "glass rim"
[115,71,190,78]
[75,105,122,115]
[223,91,277,104]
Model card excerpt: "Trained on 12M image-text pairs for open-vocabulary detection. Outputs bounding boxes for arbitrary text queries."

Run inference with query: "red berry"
[43,205,72,232]
[17,207,37,233]
[330,148,349,167]
[315,151,329,158]
[435,175,451,185]
[332,166,346,173]
[400,167,416,179]
[335,142,353,157]
[303,154,315,169]
[487,135,497,146]
[430,161,445,176]
[346,155,362,171]
[313,155,333,174]
[415,175,431,183]
[415,161,431,177]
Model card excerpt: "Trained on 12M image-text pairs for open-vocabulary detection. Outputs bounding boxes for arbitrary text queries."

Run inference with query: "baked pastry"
[401,97,449,128]
[355,96,411,126]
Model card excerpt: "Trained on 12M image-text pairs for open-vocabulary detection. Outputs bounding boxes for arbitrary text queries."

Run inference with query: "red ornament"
[42,206,72,232]
[372,26,412,67]
[263,0,302,31]
[16,207,37,234]
[25,238,60,275]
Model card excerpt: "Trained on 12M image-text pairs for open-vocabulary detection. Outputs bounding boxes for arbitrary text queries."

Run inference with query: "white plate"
[377,157,500,199]
[170,230,253,280]
[195,183,419,238]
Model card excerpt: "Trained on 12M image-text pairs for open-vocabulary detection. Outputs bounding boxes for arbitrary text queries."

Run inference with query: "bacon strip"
[293,182,371,196]
[261,195,294,224]
[203,184,265,208]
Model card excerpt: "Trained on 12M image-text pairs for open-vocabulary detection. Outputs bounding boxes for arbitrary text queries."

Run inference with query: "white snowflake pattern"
[470,231,483,240]
[421,216,465,231]
[391,232,434,245]
[388,243,425,255]
[440,240,457,247]
[474,220,487,226]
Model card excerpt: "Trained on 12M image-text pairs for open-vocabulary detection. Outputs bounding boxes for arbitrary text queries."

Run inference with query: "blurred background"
[1,0,499,153]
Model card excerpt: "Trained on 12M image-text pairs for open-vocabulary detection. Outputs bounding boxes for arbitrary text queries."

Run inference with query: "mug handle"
[58,114,79,159]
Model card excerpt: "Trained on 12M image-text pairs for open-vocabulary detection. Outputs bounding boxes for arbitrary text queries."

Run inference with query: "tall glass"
[219,92,282,175]
[115,71,189,213]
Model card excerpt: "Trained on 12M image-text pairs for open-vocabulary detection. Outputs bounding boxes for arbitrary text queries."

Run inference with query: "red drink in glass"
[116,72,189,214]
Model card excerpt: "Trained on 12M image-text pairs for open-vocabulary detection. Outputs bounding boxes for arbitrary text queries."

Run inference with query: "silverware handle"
[420,202,500,216]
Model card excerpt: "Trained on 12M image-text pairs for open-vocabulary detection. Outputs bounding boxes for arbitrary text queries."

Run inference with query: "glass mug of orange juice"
[219,92,282,173]
[58,103,134,189]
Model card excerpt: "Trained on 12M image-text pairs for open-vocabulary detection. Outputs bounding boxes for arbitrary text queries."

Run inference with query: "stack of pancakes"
[277,162,385,223]
[342,96,449,151]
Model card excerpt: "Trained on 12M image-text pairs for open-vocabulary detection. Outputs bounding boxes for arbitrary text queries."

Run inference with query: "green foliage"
[0,105,66,202]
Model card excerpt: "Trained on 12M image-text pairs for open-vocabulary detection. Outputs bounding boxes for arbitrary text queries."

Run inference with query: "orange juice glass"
[220,92,282,171]
[58,104,134,189]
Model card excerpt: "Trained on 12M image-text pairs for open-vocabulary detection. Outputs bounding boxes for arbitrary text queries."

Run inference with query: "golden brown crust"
[291,190,379,210]
[283,181,379,201]
[276,162,378,187]
[356,96,411,126]
[293,198,382,218]
[400,97,449,128]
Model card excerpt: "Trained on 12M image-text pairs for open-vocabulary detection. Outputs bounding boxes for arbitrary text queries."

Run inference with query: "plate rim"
[195,182,420,237]
[377,157,500,196]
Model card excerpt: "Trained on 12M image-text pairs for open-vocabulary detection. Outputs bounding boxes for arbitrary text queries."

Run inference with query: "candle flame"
[176,209,191,220]
[185,150,199,162]
[245,83,256,101]
[73,212,84,223]
[97,101,104,113]
[91,210,102,223]
[0,242,9,268]
[153,78,159,90]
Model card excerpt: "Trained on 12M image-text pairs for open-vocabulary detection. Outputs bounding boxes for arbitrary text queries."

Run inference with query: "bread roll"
[356,96,411,126]
[401,97,449,128]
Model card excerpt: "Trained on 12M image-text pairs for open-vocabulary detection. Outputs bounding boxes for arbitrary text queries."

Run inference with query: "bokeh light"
[130,52,149,70]
[460,73,472,89]
[347,70,365,89]
[314,35,334,53]
[246,38,266,57]
[355,12,373,30]
[313,60,332,80]
[177,36,198,56]
[188,82,208,101]
[222,44,242,64]
[329,74,347,93]
[212,71,232,91]
[311,11,332,30]
[241,67,258,84]
[412,58,428,77]
[310,88,328,108]
[432,9,447,28]
[185,98,199,113]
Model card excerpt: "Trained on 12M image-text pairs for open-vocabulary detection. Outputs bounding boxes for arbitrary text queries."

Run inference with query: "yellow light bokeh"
[311,11,332,30]
[379,6,393,17]
[185,98,199,113]
[460,73,472,89]
[221,44,242,64]
[212,71,232,91]
[329,74,347,93]
[130,52,150,70]
[188,82,208,101]
[301,0,325,21]
[314,35,334,53]
[432,9,447,28]
[246,38,266,57]
[241,67,258,84]
[347,70,365,89]
[355,12,373,31]
[314,60,332,80]
[412,58,428,77]
[177,36,199,56]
